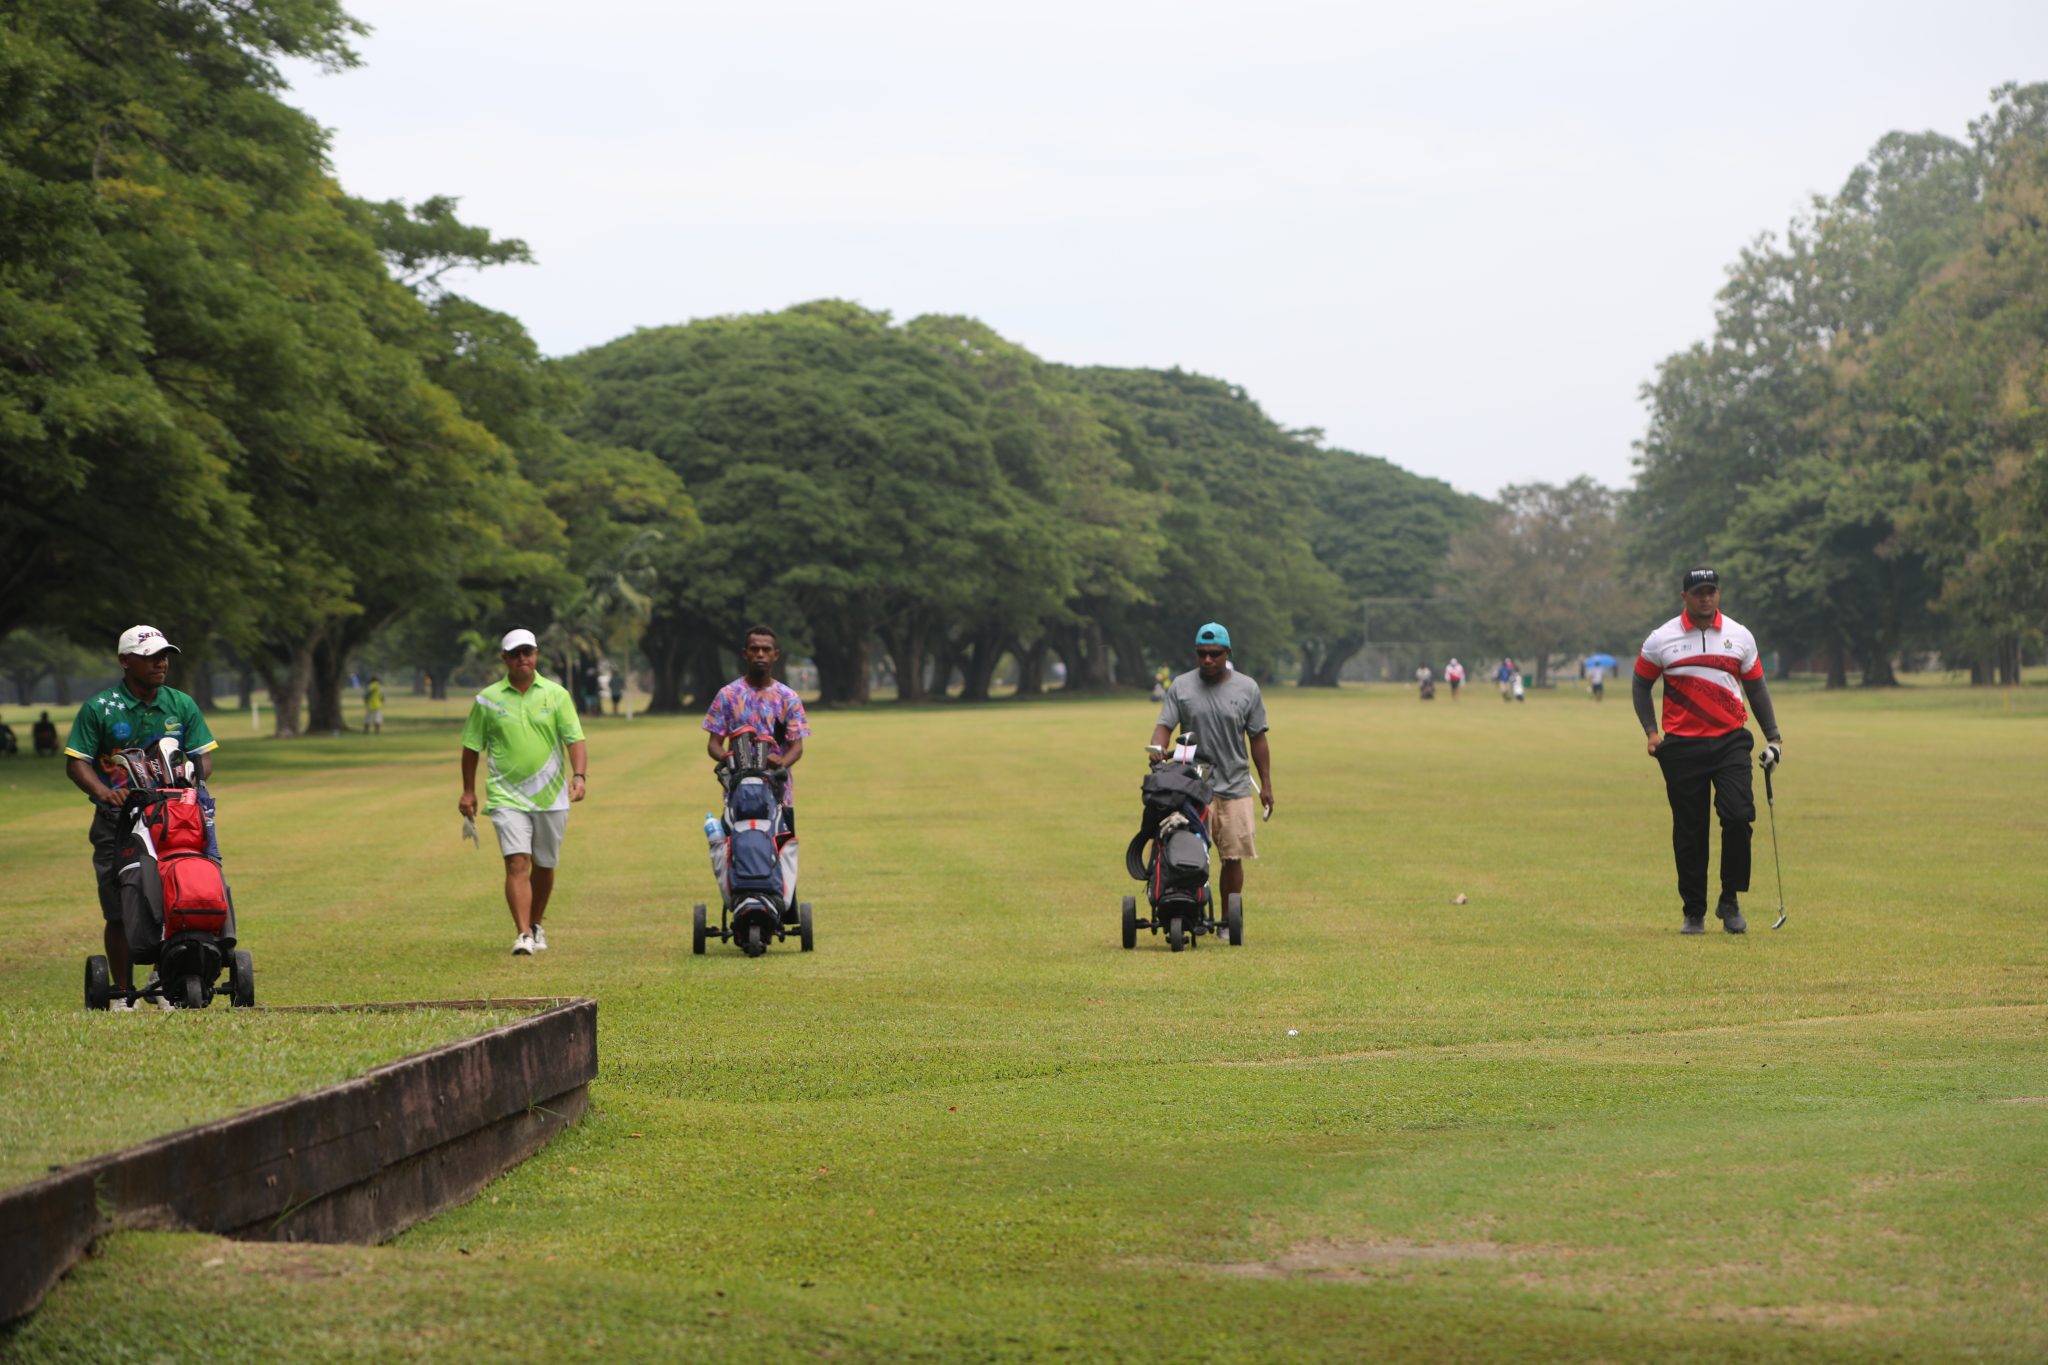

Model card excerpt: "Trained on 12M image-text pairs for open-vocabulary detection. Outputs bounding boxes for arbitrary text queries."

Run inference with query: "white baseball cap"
[501,628,539,652]
[117,625,179,657]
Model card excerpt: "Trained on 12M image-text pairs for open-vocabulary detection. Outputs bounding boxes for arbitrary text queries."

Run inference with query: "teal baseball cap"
[1195,622,1231,649]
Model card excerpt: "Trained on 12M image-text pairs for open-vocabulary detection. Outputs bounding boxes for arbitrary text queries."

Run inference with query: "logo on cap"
[1682,568,1719,592]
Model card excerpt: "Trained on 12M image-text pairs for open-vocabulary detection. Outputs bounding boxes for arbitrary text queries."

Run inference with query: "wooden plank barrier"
[0,997,596,1323]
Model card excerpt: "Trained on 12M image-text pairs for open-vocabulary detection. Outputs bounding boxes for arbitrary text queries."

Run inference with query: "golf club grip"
[1765,767,1774,802]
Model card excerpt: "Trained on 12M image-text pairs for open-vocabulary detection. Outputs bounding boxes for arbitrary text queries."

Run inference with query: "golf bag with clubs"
[1121,735,1243,951]
[85,738,253,1010]
[694,726,811,957]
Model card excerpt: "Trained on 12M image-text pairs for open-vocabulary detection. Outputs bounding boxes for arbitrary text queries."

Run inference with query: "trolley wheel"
[743,924,765,958]
[230,949,255,1007]
[692,903,708,956]
[183,974,205,1010]
[85,956,111,1012]
[798,902,814,952]
[1120,896,1137,950]
[1167,916,1185,953]
[1226,893,1244,947]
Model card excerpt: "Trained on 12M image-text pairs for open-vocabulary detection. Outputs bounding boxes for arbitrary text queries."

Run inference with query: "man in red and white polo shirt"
[1633,567,1783,935]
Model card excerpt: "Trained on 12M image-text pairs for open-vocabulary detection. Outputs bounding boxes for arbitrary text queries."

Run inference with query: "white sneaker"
[511,932,534,956]
[531,925,548,951]
[108,996,137,1013]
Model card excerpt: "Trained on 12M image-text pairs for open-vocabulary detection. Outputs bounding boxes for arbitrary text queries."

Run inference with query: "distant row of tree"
[0,1,1492,725]
[1632,83,2048,686]
[560,305,1489,705]
[9,5,2036,723]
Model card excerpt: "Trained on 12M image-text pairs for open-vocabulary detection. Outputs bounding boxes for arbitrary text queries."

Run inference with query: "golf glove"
[1759,742,1782,771]
[462,815,481,848]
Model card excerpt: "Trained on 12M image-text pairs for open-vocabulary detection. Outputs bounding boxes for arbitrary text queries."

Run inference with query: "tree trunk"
[1110,631,1151,689]
[814,634,871,706]
[259,643,315,738]
[412,667,427,696]
[684,642,727,712]
[1860,645,1898,687]
[186,653,217,711]
[878,620,928,704]
[957,627,1007,703]
[307,636,348,733]
[1999,637,2023,686]
[1055,620,1114,692]
[1013,637,1047,697]
[647,630,683,714]
[236,668,254,710]
[927,629,965,700]
[1825,637,1849,690]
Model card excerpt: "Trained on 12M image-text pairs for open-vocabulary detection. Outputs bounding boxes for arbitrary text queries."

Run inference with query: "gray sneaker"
[1716,899,1747,934]
[1680,914,1706,935]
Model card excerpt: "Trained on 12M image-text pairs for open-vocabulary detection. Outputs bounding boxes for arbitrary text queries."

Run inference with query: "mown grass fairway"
[3,681,2046,1361]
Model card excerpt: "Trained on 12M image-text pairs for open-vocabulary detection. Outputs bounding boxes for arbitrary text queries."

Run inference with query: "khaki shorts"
[489,807,569,868]
[1208,796,1258,861]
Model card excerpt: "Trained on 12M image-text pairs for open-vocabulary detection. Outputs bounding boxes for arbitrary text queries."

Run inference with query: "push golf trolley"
[1121,734,1243,952]
[85,738,253,1011]
[693,727,813,958]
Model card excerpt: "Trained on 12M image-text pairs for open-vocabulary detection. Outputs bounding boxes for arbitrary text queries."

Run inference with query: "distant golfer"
[704,625,810,821]
[363,675,384,733]
[62,626,219,1009]
[459,629,587,955]
[1635,568,1783,934]
[1149,622,1274,913]
[1444,658,1465,700]
[1586,660,1606,702]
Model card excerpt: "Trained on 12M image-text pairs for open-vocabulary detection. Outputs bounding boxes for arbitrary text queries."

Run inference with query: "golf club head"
[1772,913,1788,930]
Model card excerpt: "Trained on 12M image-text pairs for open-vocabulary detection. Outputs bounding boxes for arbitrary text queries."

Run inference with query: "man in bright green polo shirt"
[459,628,588,956]
[64,624,219,1010]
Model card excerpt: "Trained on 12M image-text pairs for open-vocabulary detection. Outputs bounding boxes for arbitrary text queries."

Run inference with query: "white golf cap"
[500,628,539,652]
[116,625,179,657]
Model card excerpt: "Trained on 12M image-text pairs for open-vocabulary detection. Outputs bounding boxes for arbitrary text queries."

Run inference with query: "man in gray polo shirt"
[1149,621,1275,914]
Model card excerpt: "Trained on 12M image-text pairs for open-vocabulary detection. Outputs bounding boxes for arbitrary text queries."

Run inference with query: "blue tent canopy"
[1583,652,1618,669]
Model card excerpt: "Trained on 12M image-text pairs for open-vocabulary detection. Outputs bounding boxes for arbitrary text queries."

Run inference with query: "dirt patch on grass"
[1993,1096,2048,1105]
[1704,1303,1883,1329]
[1213,1238,1513,1279]
[190,1239,368,1283]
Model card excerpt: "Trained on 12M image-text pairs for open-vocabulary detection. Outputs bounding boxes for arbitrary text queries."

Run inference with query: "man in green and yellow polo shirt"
[64,625,219,1009]
[459,628,588,956]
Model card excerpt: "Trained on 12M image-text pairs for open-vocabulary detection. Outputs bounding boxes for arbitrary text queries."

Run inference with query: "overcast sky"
[281,1,2048,498]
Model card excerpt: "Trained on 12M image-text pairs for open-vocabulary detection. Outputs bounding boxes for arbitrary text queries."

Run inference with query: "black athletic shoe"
[1681,914,1706,935]
[1716,899,1747,934]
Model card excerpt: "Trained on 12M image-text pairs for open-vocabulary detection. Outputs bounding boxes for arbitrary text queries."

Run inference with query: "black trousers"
[1653,730,1754,914]
[88,806,126,924]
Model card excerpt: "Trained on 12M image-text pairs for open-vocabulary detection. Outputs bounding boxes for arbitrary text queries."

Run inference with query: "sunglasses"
[1195,648,1226,660]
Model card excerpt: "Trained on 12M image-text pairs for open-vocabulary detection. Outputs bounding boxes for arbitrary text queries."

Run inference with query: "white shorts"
[488,807,569,868]
[365,708,383,726]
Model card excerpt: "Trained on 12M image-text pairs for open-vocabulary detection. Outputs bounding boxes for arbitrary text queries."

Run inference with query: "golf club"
[1248,767,1271,821]
[1763,762,1786,929]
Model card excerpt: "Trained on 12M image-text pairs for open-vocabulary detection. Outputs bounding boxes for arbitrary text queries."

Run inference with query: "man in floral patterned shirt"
[703,626,810,822]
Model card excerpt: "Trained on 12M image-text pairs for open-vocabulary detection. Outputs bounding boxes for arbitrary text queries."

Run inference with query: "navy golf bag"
[699,727,804,957]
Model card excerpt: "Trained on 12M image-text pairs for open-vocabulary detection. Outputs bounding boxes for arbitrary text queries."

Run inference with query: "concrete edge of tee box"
[0,995,597,1324]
